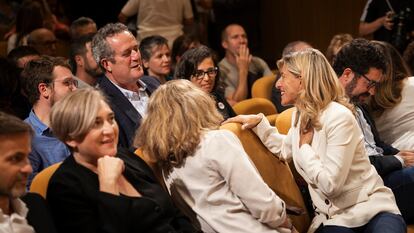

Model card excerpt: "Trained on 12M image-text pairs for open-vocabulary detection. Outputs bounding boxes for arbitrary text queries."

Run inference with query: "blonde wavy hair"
[370,41,411,117]
[277,48,354,131]
[134,80,223,169]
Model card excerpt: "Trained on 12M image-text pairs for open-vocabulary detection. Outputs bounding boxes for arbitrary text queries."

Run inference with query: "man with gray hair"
[92,23,160,149]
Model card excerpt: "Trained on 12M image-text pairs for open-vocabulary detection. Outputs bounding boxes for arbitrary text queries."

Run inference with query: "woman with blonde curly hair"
[225,48,403,233]
[369,40,414,150]
[135,79,295,233]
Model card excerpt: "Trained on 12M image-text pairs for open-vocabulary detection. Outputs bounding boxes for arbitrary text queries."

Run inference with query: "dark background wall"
[258,0,367,68]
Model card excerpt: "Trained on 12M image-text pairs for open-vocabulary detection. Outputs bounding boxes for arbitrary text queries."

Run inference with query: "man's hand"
[236,44,252,78]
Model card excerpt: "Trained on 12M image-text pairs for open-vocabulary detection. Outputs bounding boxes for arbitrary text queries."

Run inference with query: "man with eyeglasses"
[22,55,77,188]
[334,38,414,223]
[92,23,160,149]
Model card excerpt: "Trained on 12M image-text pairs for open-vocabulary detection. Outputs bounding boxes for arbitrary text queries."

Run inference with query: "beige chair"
[220,122,310,232]
[29,162,61,198]
[275,107,295,135]
[233,98,278,125]
[251,75,276,100]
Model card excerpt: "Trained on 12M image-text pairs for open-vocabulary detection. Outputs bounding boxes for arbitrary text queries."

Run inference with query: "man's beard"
[0,173,28,198]
[85,66,103,78]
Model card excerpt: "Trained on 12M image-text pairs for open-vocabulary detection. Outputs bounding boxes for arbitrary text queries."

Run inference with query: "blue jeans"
[382,166,414,224]
[316,212,406,233]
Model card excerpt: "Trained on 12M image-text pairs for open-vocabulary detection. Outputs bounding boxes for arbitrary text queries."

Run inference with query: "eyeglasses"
[53,78,78,88]
[358,73,378,89]
[192,67,218,80]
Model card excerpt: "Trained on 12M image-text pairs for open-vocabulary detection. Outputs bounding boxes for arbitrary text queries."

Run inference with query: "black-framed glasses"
[358,72,378,88]
[192,67,218,80]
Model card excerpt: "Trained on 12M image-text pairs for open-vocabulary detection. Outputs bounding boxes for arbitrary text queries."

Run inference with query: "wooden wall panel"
[258,0,367,68]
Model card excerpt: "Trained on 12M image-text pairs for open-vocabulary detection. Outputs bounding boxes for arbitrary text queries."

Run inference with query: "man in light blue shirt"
[22,56,77,188]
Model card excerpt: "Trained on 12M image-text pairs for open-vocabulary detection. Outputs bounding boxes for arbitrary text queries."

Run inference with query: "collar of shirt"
[0,198,28,222]
[24,109,49,136]
[109,79,148,100]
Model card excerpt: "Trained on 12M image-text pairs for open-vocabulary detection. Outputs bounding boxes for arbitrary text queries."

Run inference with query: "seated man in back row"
[219,24,272,106]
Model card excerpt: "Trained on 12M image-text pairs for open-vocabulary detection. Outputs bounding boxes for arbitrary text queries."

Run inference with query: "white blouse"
[163,129,289,233]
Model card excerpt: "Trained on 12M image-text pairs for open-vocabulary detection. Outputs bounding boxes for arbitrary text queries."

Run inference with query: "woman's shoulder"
[320,102,355,126]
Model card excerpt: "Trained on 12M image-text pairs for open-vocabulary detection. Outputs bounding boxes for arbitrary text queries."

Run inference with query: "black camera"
[389,4,413,52]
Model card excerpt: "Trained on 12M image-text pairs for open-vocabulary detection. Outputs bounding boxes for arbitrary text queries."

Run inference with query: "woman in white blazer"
[225,49,405,233]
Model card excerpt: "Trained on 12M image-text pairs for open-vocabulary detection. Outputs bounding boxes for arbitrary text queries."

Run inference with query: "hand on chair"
[222,114,263,130]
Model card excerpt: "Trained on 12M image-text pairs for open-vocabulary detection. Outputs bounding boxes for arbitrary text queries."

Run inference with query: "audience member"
[27,28,57,56]
[47,88,196,233]
[369,41,414,149]
[359,0,414,52]
[92,23,159,149]
[0,58,20,116]
[219,24,272,105]
[22,56,76,187]
[6,46,40,119]
[139,35,172,84]
[196,0,261,57]
[118,0,194,47]
[136,80,295,233]
[6,0,44,53]
[271,40,312,113]
[69,16,97,40]
[225,48,405,232]
[175,45,235,119]
[7,45,40,69]
[333,38,414,223]
[171,33,201,70]
[403,41,414,74]
[69,34,102,87]
[0,111,57,233]
[325,33,353,65]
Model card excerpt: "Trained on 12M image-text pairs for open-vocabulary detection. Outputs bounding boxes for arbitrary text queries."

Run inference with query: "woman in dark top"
[47,88,196,233]
[174,45,236,120]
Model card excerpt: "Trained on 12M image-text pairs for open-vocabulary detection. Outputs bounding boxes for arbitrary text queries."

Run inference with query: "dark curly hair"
[333,38,387,77]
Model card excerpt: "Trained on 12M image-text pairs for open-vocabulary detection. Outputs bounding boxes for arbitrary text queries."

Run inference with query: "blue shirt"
[25,110,71,188]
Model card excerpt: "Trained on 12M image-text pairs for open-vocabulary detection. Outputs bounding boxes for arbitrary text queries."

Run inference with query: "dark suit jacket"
[357,104,402,177]
[47,148,196,233]
[99,76,160,149]
[21,192,57,233]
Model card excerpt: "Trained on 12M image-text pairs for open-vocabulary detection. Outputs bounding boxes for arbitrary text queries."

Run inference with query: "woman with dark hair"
[174,45,235,119]
[139,35,171,84]
[370,40,414,150]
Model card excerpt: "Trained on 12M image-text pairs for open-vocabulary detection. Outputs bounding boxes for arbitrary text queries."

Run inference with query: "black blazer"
[21,192,57,233]
[47,148,196,233]
[98,76,160,149]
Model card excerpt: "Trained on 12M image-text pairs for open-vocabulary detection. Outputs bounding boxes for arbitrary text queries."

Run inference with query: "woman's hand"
[299,127,314,147]
[97,156,124,195]
[222,114,263,129]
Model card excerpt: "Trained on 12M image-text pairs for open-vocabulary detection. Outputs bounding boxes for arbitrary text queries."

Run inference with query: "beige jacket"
[253,102,400,233]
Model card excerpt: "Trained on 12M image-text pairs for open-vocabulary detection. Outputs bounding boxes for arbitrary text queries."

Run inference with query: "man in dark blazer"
[334,38,414,223]
[0,111,56,233]
[92,23,160,149]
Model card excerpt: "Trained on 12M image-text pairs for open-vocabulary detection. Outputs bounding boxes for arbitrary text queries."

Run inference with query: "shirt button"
[325,199,330,205]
